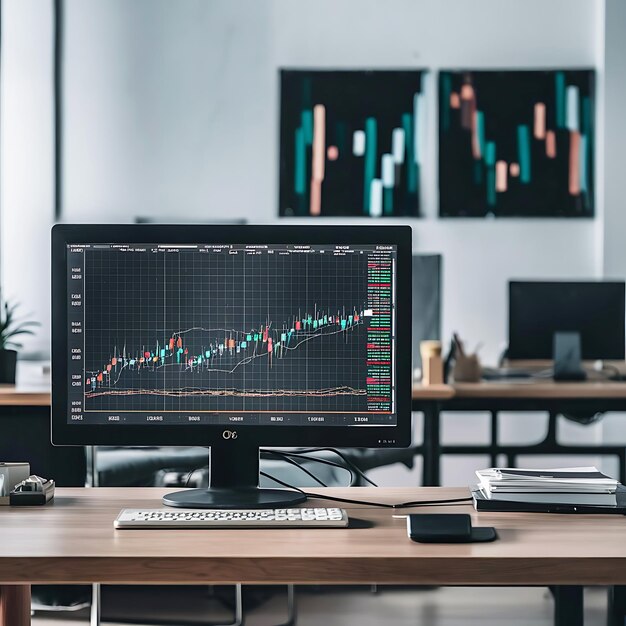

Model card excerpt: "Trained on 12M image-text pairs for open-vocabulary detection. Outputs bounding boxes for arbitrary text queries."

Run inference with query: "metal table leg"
[553,585,583,626]
[90,584,100,626]
[489,411,499,467]
[273,584,297,626]
[608,586,626,626]
[422,402,441,486]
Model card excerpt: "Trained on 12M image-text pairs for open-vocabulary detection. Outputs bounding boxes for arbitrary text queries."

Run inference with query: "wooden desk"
[412,383,455,400]
[1,486,626,626]
[452,380,626,399]
[413,381,626,487]
[0,362,51,407]
[0,387,50,407]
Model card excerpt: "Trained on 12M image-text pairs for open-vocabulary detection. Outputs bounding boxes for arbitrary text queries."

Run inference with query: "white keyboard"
[114,507,349,529]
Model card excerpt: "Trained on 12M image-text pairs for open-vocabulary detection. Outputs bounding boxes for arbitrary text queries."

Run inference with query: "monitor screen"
[508,281,626,361]
[53,225,412,448]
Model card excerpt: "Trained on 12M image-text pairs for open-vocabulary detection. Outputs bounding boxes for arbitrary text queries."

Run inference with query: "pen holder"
[453,353,482,383]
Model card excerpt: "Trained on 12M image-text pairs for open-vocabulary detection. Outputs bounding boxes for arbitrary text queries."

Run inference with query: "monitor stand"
[553,331,587,382]
[162,441,307,509]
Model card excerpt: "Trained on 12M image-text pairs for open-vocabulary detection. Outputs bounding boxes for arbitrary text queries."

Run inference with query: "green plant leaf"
[0,299,38,350]
[11,323,39,333]
[4,329,35,337]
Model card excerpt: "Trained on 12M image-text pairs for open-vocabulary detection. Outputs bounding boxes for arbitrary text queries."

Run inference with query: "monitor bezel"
[52,224,412,448]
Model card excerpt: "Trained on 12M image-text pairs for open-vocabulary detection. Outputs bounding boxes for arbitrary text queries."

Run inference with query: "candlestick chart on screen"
[439,70,595,217]
[81,245,394,417]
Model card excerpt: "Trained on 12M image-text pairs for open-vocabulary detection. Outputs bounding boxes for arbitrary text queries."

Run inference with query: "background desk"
[0,361,51,406]
[0,387,50,406]
[2,486,626,626]
[413,382,626,487]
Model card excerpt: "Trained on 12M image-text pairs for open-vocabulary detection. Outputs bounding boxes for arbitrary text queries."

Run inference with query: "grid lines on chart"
[83,246,369,415]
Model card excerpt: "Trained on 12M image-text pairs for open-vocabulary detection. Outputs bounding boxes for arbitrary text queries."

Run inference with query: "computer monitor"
[52,224,412,508]
[508,281,626,361]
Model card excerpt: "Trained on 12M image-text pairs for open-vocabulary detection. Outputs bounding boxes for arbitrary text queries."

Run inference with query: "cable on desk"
[180,449,470,508]
[260,471,472,509]
[304,492,473,509]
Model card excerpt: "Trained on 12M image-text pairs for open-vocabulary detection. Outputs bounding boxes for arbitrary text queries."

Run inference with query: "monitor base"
[162,487,307,509]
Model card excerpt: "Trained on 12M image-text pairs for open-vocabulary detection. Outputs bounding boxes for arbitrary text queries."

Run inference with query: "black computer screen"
[65,242,398,428]
[508,281,626,360]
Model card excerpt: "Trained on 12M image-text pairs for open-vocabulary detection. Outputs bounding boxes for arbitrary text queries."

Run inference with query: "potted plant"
[0,300,40,384]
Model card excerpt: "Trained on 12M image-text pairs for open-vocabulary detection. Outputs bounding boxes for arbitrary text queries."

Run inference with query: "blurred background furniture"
[413,381,626,486]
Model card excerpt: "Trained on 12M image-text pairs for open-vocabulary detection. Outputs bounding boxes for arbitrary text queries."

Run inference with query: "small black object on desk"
[407,513,497,543]
[10,475,55,505]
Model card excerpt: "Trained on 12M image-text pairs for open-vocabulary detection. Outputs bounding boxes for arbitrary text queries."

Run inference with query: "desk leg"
[422,402,441,487]
[489,411,499,467]
[0,584,30,626]
[608,586,626,626]
[553,585,583,626]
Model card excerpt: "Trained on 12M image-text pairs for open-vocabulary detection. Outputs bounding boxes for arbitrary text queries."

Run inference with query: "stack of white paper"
[475,466,619,506]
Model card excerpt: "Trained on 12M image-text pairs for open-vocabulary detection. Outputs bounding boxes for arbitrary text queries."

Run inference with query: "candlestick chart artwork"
[439,70,595,218]
[279,70,427,218]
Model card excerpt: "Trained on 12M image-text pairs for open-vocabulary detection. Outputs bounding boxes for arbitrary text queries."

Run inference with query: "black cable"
[260,471,307,494]
[302,491,473,509]
[263,450,354,485]
[181,449,346,490]
[182,450,471,508]
[285,447,378,487]
[184,464,208,488]
[262,450,328,488]
[181,448,353,491]
[181,464,470,508]
[304,447,377,486]
[184,448,378,490]
[260,470,472,509]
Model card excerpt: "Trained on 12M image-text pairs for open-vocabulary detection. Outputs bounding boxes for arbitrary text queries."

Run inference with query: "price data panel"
[66,243,397,427]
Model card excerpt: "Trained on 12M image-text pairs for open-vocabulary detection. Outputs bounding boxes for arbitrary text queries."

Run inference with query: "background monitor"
[52,224,412,507]
[411,254,442,370]
[508,280,626,361]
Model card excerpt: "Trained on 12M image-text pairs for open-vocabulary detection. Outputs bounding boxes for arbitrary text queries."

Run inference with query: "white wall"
[62,0,273,224]
[603,0,626,279]
[597,0,626,450]
[2,0,608,363]
[60,0,604,365]
[0,0,54,356]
